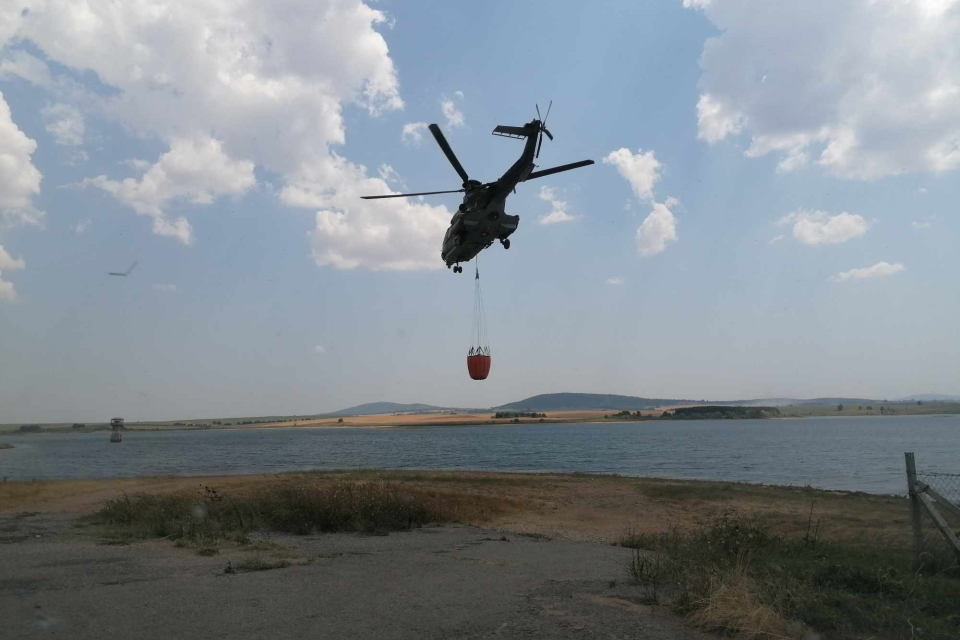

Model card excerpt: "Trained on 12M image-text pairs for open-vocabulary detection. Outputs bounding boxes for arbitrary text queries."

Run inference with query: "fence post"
[905,452,923,569]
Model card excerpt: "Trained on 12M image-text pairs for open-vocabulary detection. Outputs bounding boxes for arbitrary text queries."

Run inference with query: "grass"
[623,511,960,639]
[231,556,291,573]
[93,479,508,546]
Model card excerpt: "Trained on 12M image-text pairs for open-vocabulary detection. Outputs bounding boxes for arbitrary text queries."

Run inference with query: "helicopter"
[361,103,594,272]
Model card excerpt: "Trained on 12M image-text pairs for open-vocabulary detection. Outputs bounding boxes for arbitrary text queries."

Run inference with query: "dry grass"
[686,561,801,640]
[94,478,514,542]
[624,511,960,640]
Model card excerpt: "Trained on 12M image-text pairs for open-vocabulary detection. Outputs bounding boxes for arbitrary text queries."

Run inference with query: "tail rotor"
[535,100,554,158]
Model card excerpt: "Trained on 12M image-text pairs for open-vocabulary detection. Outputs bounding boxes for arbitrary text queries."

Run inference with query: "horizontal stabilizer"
[492,125,530,139]
[524,160,595,182]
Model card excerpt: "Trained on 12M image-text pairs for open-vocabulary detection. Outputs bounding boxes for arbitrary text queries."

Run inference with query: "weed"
[234,556,290,573]
[519,532,551,541]
[629,549,669,602]
[94,480,506,544]
[622,511,960,639]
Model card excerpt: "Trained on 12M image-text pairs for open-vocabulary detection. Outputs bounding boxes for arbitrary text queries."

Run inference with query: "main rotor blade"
[361,189,465,200]
[543,100,552,126]
[535,132,543,158]
[542,127,553,141]
[428,124,469,184]
[524,159,594,182]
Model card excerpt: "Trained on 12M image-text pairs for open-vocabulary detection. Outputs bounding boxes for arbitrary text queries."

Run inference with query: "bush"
[621,511,960,639]
[95,480,506,541]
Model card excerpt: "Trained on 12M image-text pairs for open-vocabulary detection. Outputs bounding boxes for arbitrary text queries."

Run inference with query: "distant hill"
[330,393,938,417]
[329,402,450,416]
[495,393,702,412]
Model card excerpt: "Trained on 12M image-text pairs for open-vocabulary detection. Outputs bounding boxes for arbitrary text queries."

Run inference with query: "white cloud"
[605,277,623,285]
[918,187,928,195]
[537,186,575,225]
[687,0,960,179]
[637,201,678,257]
[82,137,256,245]
[42,103,84,146]
[73,218,91,234]
[440,94,465,128]
[2,1,434,267]
[0,244,25,272]
[454,90,464,100]
[0,273,17,302]
[377,164,405,190]
[696,94,743,143]
[830,261,905,282]
[293,154,449,271]
[313,344,326,354]
[0,91,44,228]
[0,50,53,88]
[769,234,784,244]
[602,148,661,202]
[152,283,180,293]
[778,210,868,245]
[123,159,152,171]
[0,244,25,303]
[912,220,932,229]
[605,148,679,256]
[401,122,429,146]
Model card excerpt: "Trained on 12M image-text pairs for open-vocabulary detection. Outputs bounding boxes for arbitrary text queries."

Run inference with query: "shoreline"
[0,467,904,499]
[4,407,959,436]
[0,469,909,541]
[3,410,959,437]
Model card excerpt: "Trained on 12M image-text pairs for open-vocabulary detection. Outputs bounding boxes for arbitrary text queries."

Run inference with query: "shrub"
[95,480,506,541]
[621,511,960,639]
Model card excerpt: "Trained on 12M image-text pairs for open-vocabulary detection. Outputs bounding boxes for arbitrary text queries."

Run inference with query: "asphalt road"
[1,512,706,640]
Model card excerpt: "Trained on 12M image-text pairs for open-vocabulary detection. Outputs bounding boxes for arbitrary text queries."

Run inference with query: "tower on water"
[110,417,123,443]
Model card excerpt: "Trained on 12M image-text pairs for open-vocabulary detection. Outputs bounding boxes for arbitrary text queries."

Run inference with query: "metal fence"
[905,453,960,569]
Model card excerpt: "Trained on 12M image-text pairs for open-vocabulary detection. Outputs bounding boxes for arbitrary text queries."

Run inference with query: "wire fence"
[913,466,960,570]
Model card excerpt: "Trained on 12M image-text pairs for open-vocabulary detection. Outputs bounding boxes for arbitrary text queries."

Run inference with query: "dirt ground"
[0,472,914,639]
[1,513,717,640]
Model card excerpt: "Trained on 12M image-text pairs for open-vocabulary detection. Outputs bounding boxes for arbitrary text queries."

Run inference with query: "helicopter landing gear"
[452,264,462,273]
[501,239,510,250]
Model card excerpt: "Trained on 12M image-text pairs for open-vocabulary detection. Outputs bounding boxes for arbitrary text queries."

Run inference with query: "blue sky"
[1,0,959,422]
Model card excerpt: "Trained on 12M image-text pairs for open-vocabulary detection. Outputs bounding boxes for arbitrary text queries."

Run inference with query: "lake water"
[1,415,958,495]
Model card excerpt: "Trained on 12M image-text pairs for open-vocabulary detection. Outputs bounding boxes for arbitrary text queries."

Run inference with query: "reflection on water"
[1,415,958,495]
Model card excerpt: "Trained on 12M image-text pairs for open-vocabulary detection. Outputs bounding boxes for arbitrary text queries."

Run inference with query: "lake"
[1,415,958,494]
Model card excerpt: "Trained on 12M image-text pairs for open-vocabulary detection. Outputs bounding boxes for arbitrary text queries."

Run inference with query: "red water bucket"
[466,354,491,380]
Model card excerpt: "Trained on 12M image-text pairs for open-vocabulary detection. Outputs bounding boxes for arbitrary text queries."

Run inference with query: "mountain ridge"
[328,392,960,416]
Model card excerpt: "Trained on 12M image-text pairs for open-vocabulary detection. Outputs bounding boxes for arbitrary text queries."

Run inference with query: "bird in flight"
[108,261,138,277]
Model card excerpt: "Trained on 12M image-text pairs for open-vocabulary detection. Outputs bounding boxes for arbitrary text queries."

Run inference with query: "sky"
[1,0,959,423]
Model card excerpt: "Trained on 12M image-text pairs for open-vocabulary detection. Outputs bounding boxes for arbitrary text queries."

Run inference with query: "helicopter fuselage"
[440,122,539,268]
